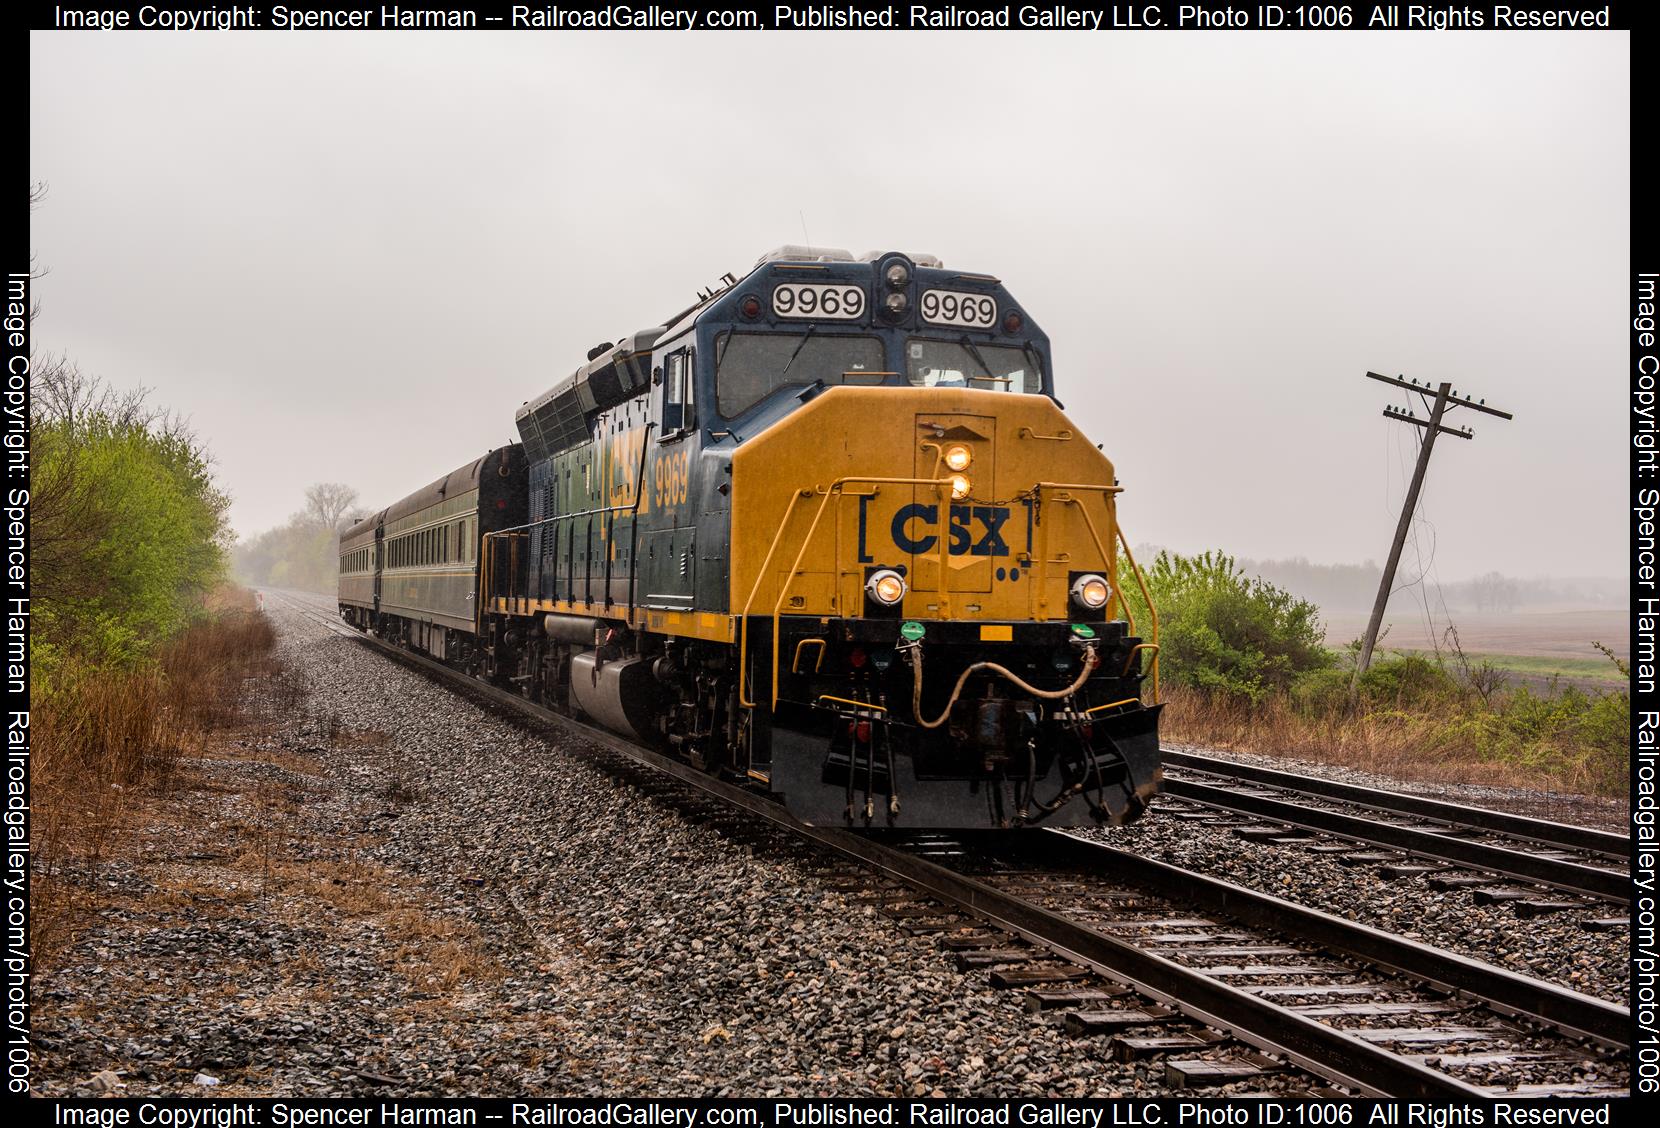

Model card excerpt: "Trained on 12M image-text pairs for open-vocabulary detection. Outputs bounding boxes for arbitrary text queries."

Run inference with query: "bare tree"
[303,483,359,532]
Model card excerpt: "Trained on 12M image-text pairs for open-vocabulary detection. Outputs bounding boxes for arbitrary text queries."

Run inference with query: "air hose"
[906,642,1099,730]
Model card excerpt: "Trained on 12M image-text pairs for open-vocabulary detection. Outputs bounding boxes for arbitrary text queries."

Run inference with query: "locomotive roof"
[514,248,1019,463]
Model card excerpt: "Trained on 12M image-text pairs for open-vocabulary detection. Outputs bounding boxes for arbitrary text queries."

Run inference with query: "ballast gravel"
[37,598,1271,1099]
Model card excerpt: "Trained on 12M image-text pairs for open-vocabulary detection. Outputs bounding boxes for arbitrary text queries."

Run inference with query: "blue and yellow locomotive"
[342,247,1162,828]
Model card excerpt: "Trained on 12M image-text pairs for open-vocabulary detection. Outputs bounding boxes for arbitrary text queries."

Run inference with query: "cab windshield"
[906,339,1040,394]
[715,332,886,418]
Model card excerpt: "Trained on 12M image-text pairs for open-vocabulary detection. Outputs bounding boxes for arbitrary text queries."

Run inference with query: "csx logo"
[891,503,1011,557]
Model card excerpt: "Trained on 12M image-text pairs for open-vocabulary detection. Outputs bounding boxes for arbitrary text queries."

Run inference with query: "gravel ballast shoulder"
[35,603,1265,1098]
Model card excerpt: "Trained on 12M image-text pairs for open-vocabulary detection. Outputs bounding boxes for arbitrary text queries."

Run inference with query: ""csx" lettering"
[891,503,1011,556]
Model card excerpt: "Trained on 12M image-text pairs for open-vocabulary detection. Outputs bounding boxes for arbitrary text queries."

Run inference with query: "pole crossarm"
[1364,371,1515,420]
[1382,405,1473,440]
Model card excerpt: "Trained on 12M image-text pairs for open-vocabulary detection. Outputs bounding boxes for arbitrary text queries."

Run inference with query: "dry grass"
[1161,684,1629,805]
[31,588,280,967]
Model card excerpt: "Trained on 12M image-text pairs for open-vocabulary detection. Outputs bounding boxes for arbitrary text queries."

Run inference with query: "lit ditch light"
[1070,573,1110,611]
[866,568,907,606]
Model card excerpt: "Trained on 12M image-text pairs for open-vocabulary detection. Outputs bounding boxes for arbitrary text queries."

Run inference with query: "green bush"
[31,367,230,680]
[1120,550,1330,703]
[1289,666,1351,716]
[1356,653,1460,709]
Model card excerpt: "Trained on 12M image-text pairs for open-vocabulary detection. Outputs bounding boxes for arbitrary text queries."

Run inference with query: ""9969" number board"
[921,289,997,329]
[772,283,865,320]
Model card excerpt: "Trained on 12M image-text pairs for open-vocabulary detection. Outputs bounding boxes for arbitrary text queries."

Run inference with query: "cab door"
[642,349,698,609]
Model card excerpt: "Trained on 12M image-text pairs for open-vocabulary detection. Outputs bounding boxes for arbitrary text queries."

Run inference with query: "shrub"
[1120,550,1329,703]
[32,366,230,680]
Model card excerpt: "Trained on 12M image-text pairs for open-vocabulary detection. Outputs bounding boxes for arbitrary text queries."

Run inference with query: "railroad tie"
[988,965,1091,989]
[1164,1058,1273,1088]
[1025,987,1131,1012]
[1377,864,1450,880]
[1064,1007,1174,1036]
[1579,918,1627,932]
[1110,1033,1219,1062]
[1511,900,1583,919]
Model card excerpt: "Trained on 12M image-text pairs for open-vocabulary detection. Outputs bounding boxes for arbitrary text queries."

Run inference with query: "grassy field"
[1318,607,1629,691]
[1319,607,1628,658]
[1379,649,1625,691]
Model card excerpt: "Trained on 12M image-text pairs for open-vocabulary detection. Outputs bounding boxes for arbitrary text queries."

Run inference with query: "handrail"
[1120,642,1159,679]
[736,488,813,708]
[1084,697,1142,715]
[769,476,957,709]
[816,694,888,714]
[737,475,955,710]
[1115,524,1159,702]
[1024,481,1125,495]
[483,424,654,613]
[792,638,827,674]
[1018,481,1159,703]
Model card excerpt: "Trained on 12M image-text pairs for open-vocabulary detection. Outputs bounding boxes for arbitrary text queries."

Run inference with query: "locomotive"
[339,247,1162,829]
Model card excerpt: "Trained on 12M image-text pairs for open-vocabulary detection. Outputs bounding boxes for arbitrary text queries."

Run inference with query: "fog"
[28,30,1629,582]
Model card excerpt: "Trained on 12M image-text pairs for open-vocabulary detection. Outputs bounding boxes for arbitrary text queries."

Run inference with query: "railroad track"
[266,590,1630,1099]
[1159,751,1630,912]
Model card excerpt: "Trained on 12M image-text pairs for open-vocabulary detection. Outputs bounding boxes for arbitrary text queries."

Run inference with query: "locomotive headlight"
[884,291,909,316]
[943,444,972,472]
[1071,573,1111,610]
[866,569,907,606]
[885,262,911,289]
[948,474,971,500]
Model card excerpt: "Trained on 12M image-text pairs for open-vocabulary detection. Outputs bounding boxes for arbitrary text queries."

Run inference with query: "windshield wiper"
[1021,343,1043,392]
[780,326,817,381]
[958,334,1005,387]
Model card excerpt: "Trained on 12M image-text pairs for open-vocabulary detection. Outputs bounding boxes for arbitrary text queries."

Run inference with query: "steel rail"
[274,591,1619,1099]
[1036,831,1628,1048]
[1163,776,1630,904]
[1163,750,1629,860]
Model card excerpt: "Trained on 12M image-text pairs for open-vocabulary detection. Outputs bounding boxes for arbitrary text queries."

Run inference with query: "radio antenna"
[799,210,811,251]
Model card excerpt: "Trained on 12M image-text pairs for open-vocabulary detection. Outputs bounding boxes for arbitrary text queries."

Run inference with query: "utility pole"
[1351,372,1513,696]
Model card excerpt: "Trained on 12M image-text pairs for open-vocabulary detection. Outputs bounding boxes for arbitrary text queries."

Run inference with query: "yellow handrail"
[736,488,813,707]
[1121,642,1160,679]
[767,475,955,709]
[737,474,955,709]
[792,638,827,674]
[1115,525,1160,703]
[816,694,888,714]
[1019,482,1159,704]
[1084,697,1142,715]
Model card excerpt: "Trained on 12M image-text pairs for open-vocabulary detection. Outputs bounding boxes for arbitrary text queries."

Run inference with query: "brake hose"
[907,643,1099,730]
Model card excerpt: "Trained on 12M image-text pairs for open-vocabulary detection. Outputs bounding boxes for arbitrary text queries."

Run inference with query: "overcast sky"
[29,30,1629,583]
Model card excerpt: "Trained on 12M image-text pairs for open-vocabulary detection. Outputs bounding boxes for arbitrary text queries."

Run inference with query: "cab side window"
[663,349,694,434]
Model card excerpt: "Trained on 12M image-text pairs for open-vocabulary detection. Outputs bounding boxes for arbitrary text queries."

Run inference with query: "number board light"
[921,289,997,329]
[773,283,865,321]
